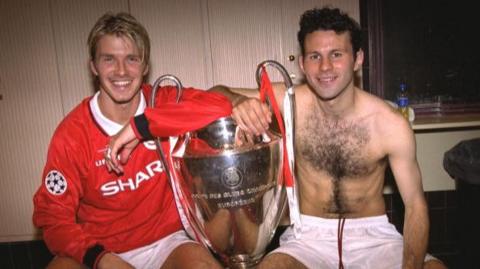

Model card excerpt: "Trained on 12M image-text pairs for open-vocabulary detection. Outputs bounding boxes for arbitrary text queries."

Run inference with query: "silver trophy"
[152,61,295,268]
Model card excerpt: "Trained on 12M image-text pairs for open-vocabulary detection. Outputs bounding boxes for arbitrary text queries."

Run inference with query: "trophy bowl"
[171,116,287,268]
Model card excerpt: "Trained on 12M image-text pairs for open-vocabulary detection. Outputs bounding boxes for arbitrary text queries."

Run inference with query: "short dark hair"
[297,7,362,57]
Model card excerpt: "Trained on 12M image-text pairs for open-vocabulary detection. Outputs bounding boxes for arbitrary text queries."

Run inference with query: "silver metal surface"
[255,60,293,90]
[151,74,183,106]
[254,60,295,136]
[150,75,183,203]
[172,117,286,268]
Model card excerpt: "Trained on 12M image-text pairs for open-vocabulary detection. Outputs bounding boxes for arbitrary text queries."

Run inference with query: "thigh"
[46,256,87,269]
[257,253,307,269]
[161,242,223,269]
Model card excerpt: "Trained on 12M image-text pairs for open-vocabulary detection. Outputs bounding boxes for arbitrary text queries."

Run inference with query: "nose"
[115,60,126,76]
[319,58,333,71]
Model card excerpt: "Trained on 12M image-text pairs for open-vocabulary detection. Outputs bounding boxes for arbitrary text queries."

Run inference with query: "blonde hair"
[87,12,150,64]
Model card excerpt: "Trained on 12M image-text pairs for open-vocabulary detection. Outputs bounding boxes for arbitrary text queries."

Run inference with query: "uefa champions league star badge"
[45,170,67,195]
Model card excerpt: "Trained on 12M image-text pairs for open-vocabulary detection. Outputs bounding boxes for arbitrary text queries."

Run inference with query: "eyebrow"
[96,53,113,58]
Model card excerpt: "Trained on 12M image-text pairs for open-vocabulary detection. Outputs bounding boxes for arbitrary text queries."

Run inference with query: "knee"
[46,256,86,269]
[257,253,307,269]
[163,243,222,269]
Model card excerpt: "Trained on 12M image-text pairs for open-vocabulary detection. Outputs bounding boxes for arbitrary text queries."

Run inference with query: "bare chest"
[296,114,373,180]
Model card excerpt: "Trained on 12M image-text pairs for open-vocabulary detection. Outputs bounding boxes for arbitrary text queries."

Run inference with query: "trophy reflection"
[171,116,287,269]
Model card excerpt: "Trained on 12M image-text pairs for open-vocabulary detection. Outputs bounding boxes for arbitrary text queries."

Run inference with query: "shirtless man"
[210,7,446,269]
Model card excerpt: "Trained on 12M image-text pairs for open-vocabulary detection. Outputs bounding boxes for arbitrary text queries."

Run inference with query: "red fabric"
[142,85,232,137]
[32,85,231,264]
[259,68,294,187]
[187,137,221,155]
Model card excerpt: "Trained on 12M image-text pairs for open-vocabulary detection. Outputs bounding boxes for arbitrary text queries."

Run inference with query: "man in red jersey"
[33,12,230,269]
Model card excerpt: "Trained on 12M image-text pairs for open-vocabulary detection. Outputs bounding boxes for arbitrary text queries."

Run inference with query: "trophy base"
[227,254,263,269]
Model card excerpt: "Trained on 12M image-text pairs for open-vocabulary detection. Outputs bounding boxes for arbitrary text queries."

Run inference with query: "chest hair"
[298,113,371,179]
[297,113,371,214]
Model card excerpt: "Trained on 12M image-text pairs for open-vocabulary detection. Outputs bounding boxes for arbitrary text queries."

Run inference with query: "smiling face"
[299,30,363,102]
[90,34,149,109]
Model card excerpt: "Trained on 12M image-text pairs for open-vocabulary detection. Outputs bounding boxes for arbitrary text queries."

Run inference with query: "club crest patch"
[45,170,67,195]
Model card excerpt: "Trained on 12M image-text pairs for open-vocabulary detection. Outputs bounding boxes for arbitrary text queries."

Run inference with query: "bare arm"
[209,84,287,135]
[385,116,428,269]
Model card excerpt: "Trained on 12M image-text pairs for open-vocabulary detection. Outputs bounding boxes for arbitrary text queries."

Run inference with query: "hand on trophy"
[232,97,272,136]
[104,123,139,174]
[234,127,259,147]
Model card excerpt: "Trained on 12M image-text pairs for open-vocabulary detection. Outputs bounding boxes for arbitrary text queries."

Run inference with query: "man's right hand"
[97,253,134,269]
[232,97,272,135]
[105,123,139,175]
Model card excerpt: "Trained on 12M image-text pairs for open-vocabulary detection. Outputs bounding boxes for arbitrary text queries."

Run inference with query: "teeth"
[113,81,131,86]
[319,76,335,82]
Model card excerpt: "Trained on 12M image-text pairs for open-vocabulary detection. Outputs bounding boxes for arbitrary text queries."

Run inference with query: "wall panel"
[50,0,129,113]
[0,0,64,241]
[131,0,211,89]
[208,0,284,88]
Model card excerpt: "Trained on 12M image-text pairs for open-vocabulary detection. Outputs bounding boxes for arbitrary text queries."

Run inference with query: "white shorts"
[271,214,436,269]
[116,230,196,269]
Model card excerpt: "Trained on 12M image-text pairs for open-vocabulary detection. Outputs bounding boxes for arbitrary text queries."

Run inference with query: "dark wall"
[382,1,480,106]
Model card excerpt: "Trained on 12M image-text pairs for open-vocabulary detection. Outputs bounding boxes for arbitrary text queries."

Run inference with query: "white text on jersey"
[100,160,164,196]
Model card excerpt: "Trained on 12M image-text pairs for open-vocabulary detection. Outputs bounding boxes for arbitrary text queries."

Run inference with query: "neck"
[316,87,358,119]
[98,93,141,125]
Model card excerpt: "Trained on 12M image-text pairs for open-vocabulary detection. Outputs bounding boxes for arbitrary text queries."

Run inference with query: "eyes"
[127,55,142,63]
[305,51,343,62]
[97,55,143,65]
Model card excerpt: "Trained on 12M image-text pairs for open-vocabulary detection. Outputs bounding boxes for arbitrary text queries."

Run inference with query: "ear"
[298,55,305,73]
[353,49,364,72]
[90,60,99,76]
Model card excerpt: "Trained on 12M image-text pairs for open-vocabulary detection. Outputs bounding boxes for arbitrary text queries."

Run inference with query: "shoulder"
[357,90,404,126]
[359,90,414,152]
[49,98,93,149]
[290,83,314,108]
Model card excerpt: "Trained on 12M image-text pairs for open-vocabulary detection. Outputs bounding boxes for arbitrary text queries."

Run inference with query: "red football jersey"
[33,85,231,263]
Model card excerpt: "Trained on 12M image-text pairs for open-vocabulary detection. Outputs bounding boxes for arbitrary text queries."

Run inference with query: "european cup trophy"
[151,61,296,268]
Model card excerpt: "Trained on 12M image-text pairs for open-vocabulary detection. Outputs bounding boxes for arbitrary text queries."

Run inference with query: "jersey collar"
[89,92,146,136]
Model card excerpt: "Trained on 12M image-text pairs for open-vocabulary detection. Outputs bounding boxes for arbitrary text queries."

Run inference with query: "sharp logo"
[100,160,164,196]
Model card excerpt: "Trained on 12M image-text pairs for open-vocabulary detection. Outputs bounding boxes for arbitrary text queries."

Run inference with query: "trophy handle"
[254,60,295,154]
[150,74,183,106]
[254,60,295,134]
[254,60,302,236]
[255,60,293,93]
[148,75,199,239]
[149,74,184,176]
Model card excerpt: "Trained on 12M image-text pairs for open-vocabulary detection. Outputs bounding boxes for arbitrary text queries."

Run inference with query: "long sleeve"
[33,128,100,264]
[132,86,232,139]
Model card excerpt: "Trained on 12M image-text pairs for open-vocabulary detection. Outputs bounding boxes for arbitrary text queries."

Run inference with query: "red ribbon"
[259,67,294,187]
